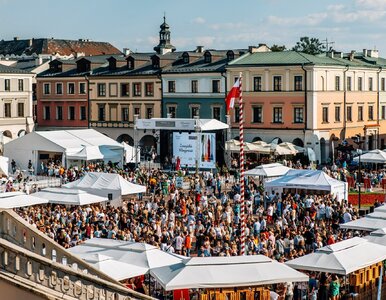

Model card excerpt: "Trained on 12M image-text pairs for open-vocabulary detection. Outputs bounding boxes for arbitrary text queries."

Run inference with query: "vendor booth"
[3,129,124,173]
[63,172,146,207]
[150,255,308,300]
[0,191,48,208]
[340,211,386,231]
[286,237,386,298]
[265,169,348,202]
[353,149,386,164]
[245,163,290,183]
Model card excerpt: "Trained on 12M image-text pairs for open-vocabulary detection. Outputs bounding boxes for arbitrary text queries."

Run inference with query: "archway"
[252,137,262,142]
[320,138,326,164]
[18,130,26,137]
[292,138,304,147]
[116,134,134,146]
[270,137,282,144]
[139,135,157,160]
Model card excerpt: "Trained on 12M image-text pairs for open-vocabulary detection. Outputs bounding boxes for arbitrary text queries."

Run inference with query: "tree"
[292,37,325,55]
[270,44,286,52]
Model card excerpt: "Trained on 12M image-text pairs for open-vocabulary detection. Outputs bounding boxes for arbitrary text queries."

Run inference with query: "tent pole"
[377,263,383,300]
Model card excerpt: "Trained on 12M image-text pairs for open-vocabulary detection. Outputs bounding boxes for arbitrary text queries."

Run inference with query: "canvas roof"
[150,255,308,290]
[0,192,48,208]
[340,215,386,231]
[286,237,386,275]
[353,149,386,164]
[245,163,290,177]
[375,205,386,212]
[63,172,146,195]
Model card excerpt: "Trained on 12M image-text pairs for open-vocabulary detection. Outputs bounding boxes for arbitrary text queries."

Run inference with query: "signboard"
[136,118,196,130]
[173,132,216,169]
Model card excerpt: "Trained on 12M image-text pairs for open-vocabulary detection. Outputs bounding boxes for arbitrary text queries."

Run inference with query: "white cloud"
[267,13,327,26]
[192,17,206,24]
[209,22,248,31]
[356,0,386,8]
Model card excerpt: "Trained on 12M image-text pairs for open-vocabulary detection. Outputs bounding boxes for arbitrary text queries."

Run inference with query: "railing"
[0,237,153,300]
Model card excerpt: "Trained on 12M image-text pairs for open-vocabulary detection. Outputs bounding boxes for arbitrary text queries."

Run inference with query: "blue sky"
[1,0,386,55]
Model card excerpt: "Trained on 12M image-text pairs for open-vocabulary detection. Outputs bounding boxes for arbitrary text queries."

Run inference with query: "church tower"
[154,15,176,55]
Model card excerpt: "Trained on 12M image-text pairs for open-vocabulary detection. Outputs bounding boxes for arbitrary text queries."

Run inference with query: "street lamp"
[352,135,364,209]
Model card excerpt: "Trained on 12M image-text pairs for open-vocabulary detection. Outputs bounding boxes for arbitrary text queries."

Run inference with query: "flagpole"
[238,71,246,256]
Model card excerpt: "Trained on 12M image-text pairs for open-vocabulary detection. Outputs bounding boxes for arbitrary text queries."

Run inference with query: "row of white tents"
[0,172,146,209]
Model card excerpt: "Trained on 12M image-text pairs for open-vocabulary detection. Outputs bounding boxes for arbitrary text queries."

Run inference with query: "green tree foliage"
[292,37,325,55]
[270,44,286,52]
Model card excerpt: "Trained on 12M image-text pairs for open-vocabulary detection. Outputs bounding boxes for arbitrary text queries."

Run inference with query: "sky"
[1,0,386,55]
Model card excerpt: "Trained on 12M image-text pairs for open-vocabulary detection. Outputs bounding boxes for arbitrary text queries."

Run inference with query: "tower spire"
[154,15,176,55]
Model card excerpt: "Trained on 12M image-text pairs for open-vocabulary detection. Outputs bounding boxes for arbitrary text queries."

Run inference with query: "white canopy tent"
[375,205,386,213]
[0,156,8,177]
[196,119,229,131]
[364,228,386,245]
[63,172,146,207]
[285,237,386,275]
[32,187,108,206]
[121,142,140,164]
[340,212,386,231]
[265,169,348,201]
[353,149,386,164]
[68,239,182,280]
[4,129,124,172]
[66,145,104,161]
[0,191,48,208]
[245,163,290,179]
[150,255,308,291]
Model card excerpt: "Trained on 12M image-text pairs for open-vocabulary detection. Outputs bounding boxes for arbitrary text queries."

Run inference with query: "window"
[167,106,176,118]
[273,76,282,91]
[121,83,130,96]
[382,105,386,120]
[358,77,363,91]
[145,82,154,96]
[17,103,24,117]
[121,107,129,121]
[322,107,329,123]
[168,81,175,93]
[293,107,303,123]
[43,83,50,95]
[56,106,63,120]
[358,106,363,121]
[335,76,340,91]
[18,79,24,91]
[191,80,198,93]
[335,106,341,122]
[191,106,199,118]
[4,79,10,91]
[97,83,106,97]
[212,80,220,93]
[79,82,86,94]
[4,103,11,117]
[44,106,50,120]
[273,107,283,123]
[253,77,262,92]
[347,76,352,91]
[212,107,221,120]
[294,76,303,91]
[68,106,75,120]
[368,105,374,120]
[80,106,86,120]
[98,105,105,121]
[133,83,141,96]
[146,107,153,119]
[347,106,352,121]
[382,78,386,92]
[134,107,141,117]
[252,106,263,123]
[369,77,373,91]
[68,83,75,95]
[56,83,63,95]
[234,107,240,123]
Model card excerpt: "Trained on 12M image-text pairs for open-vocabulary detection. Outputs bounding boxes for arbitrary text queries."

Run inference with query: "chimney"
[28,39,33,47]
[363,49,368,57]
[196,46,204,53]
[123,48,131,56]
[13,37,19,41]
[368,49,379,58]
[35,56,43,66]
[248,46,259,53]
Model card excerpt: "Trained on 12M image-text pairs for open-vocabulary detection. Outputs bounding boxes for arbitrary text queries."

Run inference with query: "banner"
[173,132,216,169]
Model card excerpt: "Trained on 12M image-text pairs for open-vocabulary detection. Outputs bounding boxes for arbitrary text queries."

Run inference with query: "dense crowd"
[11,159,386,299]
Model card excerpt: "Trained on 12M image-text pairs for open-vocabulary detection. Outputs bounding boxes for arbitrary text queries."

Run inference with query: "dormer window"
[204,52,211,63]
[182,53,189,64]
[77,60,90,73]
[49,61,62,73]
[108,58,117,70]
[127,57,134,70]
[152,56,160,69]
[226,51,234,62]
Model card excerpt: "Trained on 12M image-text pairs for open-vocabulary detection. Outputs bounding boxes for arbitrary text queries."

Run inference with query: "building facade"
[0,65,34,144]
[227,50,386,163]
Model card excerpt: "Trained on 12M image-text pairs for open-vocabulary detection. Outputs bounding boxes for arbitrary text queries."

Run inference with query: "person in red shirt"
[184,231,192,257]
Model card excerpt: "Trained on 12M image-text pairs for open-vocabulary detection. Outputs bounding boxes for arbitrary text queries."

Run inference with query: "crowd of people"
[9,157,386,299]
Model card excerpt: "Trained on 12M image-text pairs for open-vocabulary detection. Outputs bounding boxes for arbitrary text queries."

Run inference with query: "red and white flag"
[225,78,240,113]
